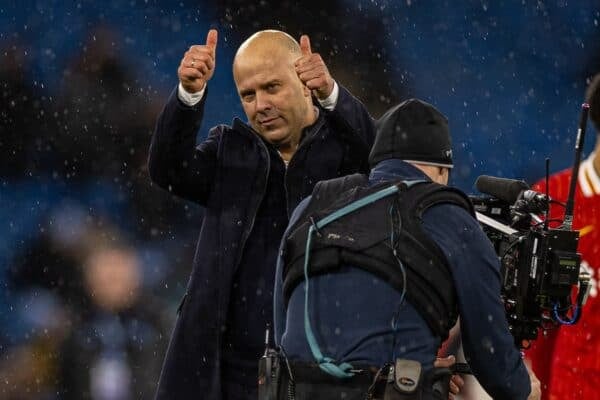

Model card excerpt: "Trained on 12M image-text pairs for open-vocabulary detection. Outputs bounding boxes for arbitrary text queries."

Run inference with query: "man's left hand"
[295,35,335,100]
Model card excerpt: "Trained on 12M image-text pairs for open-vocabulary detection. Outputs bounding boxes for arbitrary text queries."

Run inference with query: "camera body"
[468,103,593,348]
[471,194,584,347]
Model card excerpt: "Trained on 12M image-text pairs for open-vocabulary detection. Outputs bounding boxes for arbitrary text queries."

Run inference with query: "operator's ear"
[437,167,449,185]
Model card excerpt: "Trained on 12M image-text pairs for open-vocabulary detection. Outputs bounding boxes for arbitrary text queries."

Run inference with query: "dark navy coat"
[148,85,374,399]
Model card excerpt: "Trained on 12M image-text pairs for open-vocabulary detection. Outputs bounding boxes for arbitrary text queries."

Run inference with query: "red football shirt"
[526,154,600,399]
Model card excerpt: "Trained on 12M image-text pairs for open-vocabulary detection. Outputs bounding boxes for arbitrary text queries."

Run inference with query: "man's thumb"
[300,35,312,55]
[206,29,218,52]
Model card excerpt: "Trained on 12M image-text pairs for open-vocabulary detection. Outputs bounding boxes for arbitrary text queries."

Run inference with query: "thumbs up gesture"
[178,29,218,93]
[295,35,335,100]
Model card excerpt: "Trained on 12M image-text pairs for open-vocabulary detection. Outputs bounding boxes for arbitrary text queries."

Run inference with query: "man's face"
[234,52,311,147]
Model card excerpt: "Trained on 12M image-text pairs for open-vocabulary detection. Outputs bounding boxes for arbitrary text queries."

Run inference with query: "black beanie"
[368,98,453,169]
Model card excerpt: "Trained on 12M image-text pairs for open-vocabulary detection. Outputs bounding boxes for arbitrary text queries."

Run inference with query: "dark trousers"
[222,366,258,400]
[222,380,257,400]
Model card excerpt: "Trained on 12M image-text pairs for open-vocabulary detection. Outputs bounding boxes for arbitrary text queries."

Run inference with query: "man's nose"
[255,91,272,112]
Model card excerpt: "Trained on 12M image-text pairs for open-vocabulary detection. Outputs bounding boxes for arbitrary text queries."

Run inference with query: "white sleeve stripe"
[584,153,600,196]
[579,155,594,197]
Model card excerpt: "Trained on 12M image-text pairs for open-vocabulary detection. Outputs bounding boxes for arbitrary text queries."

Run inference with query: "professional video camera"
[470,104,593,349]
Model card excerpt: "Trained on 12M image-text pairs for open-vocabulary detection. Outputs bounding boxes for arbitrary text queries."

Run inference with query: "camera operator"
[273,99,541,399]
[525,73,600,399]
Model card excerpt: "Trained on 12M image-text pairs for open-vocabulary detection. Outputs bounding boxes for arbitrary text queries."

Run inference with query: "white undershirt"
[177,81,340,111]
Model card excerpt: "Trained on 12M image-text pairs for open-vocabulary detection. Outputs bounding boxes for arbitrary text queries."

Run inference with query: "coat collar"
[231,105,326,148]
[369,159,432,183]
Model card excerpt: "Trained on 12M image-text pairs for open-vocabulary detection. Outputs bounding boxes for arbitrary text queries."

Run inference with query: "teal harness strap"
[303,182,424,378]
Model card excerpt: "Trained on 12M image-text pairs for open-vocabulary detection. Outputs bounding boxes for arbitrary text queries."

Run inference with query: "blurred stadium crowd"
[1,0,600,398]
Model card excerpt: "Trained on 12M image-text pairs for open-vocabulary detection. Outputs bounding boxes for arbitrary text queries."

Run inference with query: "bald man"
[148,30,375,399]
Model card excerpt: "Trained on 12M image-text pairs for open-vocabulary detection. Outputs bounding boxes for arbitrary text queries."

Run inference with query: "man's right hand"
[178,29,217,93]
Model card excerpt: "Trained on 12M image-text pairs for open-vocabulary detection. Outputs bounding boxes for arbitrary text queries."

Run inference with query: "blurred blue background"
[1,0,599,398]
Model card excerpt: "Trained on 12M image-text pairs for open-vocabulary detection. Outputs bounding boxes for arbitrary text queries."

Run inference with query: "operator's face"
[233,51,312,148]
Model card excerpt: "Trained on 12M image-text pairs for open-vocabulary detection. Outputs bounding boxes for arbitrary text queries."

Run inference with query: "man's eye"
[266,83,279,92]
[242,93,255,102]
